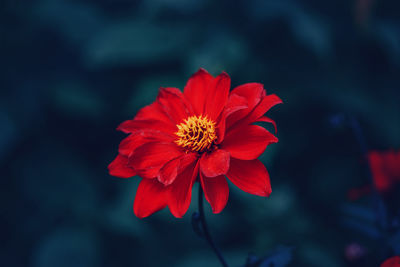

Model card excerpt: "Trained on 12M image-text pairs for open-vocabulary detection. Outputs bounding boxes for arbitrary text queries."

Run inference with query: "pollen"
[175,115,217,152]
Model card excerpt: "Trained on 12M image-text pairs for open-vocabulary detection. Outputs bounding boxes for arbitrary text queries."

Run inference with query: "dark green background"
[1,0,400,266]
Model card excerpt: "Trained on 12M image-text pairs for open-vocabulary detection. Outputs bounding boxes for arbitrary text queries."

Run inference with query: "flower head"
[347,150,400,200]
[108,69,282,218]
[175,115,217,152]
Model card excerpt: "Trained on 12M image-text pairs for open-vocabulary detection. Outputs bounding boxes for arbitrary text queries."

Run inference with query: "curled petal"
[256,116,277,134]
[238,94,282,127]
[216,93,248,144]
[158,157,181,186]
[226,83,265,128]
[200,149,230,177]
[108,154,136,178]
[134,178,168,218]
[227,158,272,197]
[222,125,277,160]
[224,93,248,117]
[200,173,229,213]
[231,83,265,108]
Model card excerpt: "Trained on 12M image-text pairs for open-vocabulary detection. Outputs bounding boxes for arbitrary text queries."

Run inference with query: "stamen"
[175,115,217,152]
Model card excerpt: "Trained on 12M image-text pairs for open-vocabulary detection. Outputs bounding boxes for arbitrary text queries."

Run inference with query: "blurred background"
[1,0,400,266]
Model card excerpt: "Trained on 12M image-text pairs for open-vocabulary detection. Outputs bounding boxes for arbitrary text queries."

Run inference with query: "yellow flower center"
[175,115,217,152]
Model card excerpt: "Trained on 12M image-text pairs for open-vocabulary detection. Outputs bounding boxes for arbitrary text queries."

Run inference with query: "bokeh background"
[2,0,400,266]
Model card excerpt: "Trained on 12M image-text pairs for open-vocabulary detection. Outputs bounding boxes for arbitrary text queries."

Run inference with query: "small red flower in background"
[348,150,400,200]
[108,69,282,218]
[369,150,400,193]
[381,256,400,267]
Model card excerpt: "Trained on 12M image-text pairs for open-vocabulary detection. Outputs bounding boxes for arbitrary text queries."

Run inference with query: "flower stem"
[197,184,229,267]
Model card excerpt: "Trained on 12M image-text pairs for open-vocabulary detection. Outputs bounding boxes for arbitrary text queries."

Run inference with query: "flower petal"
[157,157,181,185]
[236,94,282,127]
[168,160,199,218]
[119,134,141,156]
[200,173,229,213]
[117,119,177,136]
[381,256,400,267]
[108,154,136,178]
[226,83,265,129]
[387,151,400,178]
[178,152,198,171]
[130,142,183,178]
[134,101,171,122]
[200,149,230,177]
[368,151,393,192]
[216,93,248,144]
[204,72,231,121]
[227,158,271,197]
[231,83,265,108]
[183,68,213,115]
[256,116,277,134]
[134,178,168,218]
[118,131,174,157]
[157,87,193,124]
[225,93,248,117]
[222,125,278,160]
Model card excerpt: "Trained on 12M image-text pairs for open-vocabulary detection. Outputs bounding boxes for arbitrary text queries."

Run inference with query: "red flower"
[381,256,400,267]
[348,150,400,200]
[108,69,282,218]
[368,150,400,193]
